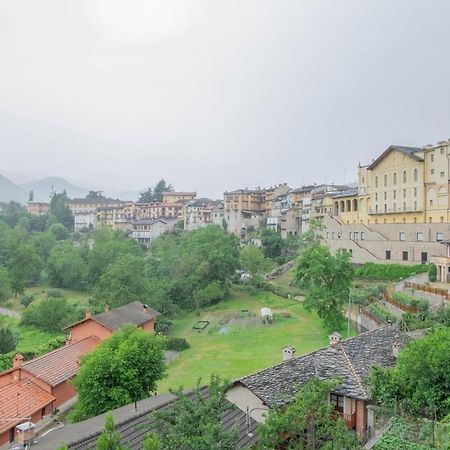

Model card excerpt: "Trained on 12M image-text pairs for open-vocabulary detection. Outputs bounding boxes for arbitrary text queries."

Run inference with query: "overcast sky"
[1,1,450,198]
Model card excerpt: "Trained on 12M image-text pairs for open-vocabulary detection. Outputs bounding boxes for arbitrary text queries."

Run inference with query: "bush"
[155,317,172,335]
[391,291,429,312]
[351,284,387,305]
[46,289,65,298]
[20,294,35,308]
[165,337,190,352]
[356,263,429,281]
[428,264,437,282]
[367,303,397,324]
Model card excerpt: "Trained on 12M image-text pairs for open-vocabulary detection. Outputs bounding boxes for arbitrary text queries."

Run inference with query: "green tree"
[21,297,82,333]
[194,281,226,316]
[50,191,74,230]
[295,244,354,332]
[257,378,360,450]
[96,413,129,450]
[371,327,450,421]
[86,191,105,199]
[71,325,166,421]
[0,327,18,354]
[7,242,41,296]
[153,179,173,203]
[240,244,273,286]
[48,222,69,241]
[152,376,238,450]
[31,231,57,263]
[46,241,88,289]
[93,254,149,309]
[0,267,12,300]
[139,187,154,203]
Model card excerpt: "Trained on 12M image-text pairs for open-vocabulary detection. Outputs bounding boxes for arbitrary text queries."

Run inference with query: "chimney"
[329,332,342,347]
[283,346,296,361]
[104,304,110,313]
[85,308,91,319]
[13,354,24,369]
[142,303,149,314]
[392,341,401,358]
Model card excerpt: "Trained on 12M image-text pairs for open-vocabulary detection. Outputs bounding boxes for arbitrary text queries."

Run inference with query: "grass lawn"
[157,286,330,392]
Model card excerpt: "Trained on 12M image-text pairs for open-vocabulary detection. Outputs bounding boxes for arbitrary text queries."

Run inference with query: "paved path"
[379,299,404,319]
[0,306,19,318]
[400,287,447,309]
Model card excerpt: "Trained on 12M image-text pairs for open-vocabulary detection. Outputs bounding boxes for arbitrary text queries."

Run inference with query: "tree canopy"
[139,179,174,203]
[50,191,74,230]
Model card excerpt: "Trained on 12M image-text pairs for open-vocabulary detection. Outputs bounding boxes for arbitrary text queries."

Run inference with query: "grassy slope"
[158,287,328,392]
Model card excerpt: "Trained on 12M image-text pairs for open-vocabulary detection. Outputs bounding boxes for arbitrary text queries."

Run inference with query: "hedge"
[391,291,429,312]
[356,263,429,281]
[351,284,387,305]
[165,337,190,352]
[367,303,397,324]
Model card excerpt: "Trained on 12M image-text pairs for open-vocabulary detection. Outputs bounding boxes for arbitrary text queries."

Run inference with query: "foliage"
[295,244,354,332]
[350,284,386,306]
[50,191,74,230]
[142,433,160,450]
[356,263,429,281]
[400,307,450,331]
[0,327,18,354]
[257,378,361,450]
[194,281,226,315]
[428,264,437,282]
[71,325,166,422]
[371,327,450,420]
[46,241,88,289]
[139,179,173,203]
[151,375,238,450]
[47,288,65,298]
[366,303,397,324]
[260,228,300,264]
[240,244,273,285]
[20,293,35,308]
[95,413,130,450]
[0,266,12,300]
[31,231,57,263]
[93,254,149,309]
[21,297,83,333]
[165,337,190,352]
[391,291,429,312]
[154,317,172,334]
[86,191,105,199]
[48,222,70,241]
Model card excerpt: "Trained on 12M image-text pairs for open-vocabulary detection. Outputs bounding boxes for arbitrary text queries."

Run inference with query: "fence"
[404,281,450,301]
[383,291,417,313]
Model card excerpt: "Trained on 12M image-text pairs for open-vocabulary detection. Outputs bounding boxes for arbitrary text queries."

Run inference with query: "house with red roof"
[0,302,160,447]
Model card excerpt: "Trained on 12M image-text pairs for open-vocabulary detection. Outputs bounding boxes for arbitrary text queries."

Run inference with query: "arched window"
[346,200,351,211]
[403,170,407,184]
[438,186,448,206]
[413,168,418,182]
[353,199,358,211]
[340,200,345,212]
[384,174,387,186]
[334,201,339,214]
[375,176,379,188]
[393,172,397,185]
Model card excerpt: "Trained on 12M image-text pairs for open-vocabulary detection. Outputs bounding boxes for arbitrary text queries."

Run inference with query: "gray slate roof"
[367,145,423,170]
[34,387,258,449]
[92,301,161,331]
[237,327,418,406]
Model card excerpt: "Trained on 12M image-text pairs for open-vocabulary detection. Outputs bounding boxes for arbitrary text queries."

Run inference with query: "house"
[26,202,50,216]
[162,191,196,204]
[131,219,168,245]
[70,198,124,231]
[183,199,222,231]
[226,327,419,439]
[0,337,100,447]
[32,386,259,449]
[66,302,161,344]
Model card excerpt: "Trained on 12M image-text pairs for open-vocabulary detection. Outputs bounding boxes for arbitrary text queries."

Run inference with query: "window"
[403,170,407,183]
[402,251,408,261]
[393,203,396,211]
[416,232,423,242]
[399,232,405,241]
[441,216,444,223]
[403,202,406,211]
[441,148,445,155]
[386,250,391,260]
[393,190,396,199]
[384,204,387,213]
[431,169,435,175]
[430,199,434,207]
[349,232,352,240]
[361,232,365,240]
[429,217,432,223]
[441,171,445,177]
[384,174,387,186]
[414,168,418,181]
[414,201,417,210]
[431,154,434,162]
[414,217,417,223]
[436,232,444,242]
[403,189,407,199]
[375,176,379,188]
[375,205,378,213]
[384,192,387,200]
[354,232,359,240]
[414,187,417,197]
[393,172,397,185]
[330,393,344,413]
[375,193,378,201]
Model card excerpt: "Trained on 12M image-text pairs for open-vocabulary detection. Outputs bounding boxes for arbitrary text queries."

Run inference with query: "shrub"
[391,292,429,312]
[20,294,35,308]
[356,263,429,281]
[155,317,172,335]
[351,284,387,305]
[428,264,437,282]
[47,289,65,298]
[165,337,190,352]
[0,327,18,354]
[367,303,397,324]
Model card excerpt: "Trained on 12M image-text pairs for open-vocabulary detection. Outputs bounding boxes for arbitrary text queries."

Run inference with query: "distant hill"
[21,177,89,202]
[115,190,142,202]
[0,174,28,203]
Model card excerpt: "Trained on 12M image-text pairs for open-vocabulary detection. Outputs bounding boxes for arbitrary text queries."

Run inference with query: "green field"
[158,287,329,392]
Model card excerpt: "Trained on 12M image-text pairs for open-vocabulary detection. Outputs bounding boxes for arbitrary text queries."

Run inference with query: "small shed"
[260,307,273,324]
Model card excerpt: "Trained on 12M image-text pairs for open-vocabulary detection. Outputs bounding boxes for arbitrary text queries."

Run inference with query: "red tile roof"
[23,336,100,387]
[0,379,55,434]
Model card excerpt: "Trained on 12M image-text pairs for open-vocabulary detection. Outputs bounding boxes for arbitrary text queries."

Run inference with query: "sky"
[1,1,450,198]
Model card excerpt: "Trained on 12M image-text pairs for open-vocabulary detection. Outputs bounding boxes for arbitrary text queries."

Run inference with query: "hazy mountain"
[115,190,142,202]
[0,174,28,204]
[21,177,89,202]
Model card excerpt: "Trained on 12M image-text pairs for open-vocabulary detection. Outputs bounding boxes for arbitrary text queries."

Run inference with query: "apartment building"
[26,201,50,216]
[184,199,224,231]
[70,198,123,231]
[162,191,196,204]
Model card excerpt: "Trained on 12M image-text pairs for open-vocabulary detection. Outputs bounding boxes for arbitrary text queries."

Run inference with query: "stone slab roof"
[236,327,418,406]
[23,336,100,387]
[34,387,259,449]
[0,380,55,434]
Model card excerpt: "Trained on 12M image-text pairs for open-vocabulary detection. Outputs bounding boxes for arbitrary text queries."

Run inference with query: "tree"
[96,413,129,450]
[0,267,12,300]
[93,254,149,309]
[47,241,88,289]
[0,327,18,354]
[86,191,105,199]
[7,242,41,296]
[71,325,166,421]
[257,378,360,450]
[194,281,226,316]
[50,191,74,230]
[28,190,34,201]
[48,222,69,241]
[153,179,173,202]
[294,244,354,332]
[139,187,154,203]
[240,244,273,286]
[21,297,82,333]
[152,376,238,450]
[31,231,57,263]
[371,327,450,421]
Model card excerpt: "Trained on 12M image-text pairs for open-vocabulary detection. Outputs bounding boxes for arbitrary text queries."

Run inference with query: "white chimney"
[329,332,342,347]
[283,346,296,361]
[392,341,401,358]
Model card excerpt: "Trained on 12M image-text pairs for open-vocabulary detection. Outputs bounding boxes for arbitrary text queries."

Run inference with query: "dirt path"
[0,306,20,318]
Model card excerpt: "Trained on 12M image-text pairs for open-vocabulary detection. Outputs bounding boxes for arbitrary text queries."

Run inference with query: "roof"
[367,145,423,170]
[90,301,161,332]
[236,328,419,406]
[162,191,196,196]
[34,387,259,449]
[332,188,359,199]
[132,219,167,225]
[0,379,55,434]
[23,336,100,386]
